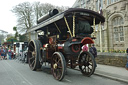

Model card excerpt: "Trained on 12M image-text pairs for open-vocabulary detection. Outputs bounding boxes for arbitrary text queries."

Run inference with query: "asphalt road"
[0,60,127,85]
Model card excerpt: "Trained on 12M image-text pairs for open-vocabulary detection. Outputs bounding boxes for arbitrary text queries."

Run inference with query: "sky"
[0,0,76,34]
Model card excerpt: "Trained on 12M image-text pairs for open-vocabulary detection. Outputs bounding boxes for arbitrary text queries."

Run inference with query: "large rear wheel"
[51,52,66,81]
[78,51,96,77]
[28,40,42,71]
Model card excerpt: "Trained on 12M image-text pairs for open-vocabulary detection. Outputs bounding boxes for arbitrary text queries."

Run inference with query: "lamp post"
[11,39,14,48]
[99,22,102,52]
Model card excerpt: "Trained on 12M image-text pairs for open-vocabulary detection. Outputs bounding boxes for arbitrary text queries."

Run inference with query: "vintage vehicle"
[27,8,105,81]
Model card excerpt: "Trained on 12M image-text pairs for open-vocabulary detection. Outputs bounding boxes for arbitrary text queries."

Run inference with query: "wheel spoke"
[31,60,35,65]
[54,55,58,63]
[87,66,90,72]
[82,66,86,72]
[57,59,61,64]
[30,43,35,50]
[89,62,93,66]
[30,60,35,67]
[29,56,35,60]
[55,69,61,80]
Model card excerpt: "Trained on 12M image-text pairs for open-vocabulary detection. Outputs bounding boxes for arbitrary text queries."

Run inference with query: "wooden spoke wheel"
[28,40,41,71]
[78,51,96,77]
[51,52,66,81]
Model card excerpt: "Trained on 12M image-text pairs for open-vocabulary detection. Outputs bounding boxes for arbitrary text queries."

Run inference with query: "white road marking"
[2,62,17,85]
[5,61,33,85]
[65,79,72,82]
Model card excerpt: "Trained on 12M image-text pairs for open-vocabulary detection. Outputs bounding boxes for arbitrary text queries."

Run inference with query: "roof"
[27,8,105,33]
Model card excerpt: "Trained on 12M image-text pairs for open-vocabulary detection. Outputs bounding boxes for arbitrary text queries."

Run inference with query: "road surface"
[0,60,127,85]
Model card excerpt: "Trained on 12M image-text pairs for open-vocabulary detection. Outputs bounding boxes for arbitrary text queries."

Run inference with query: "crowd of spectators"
[0,46,14,60]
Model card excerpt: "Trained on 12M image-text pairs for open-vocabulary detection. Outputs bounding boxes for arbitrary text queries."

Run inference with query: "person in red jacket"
[82,44,88,52]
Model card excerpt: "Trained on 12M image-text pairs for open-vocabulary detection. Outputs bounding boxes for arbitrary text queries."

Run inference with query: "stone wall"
[96,52,127,67]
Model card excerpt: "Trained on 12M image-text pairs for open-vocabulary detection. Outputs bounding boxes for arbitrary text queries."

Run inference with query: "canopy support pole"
[64,16,73,37]
[73,14,75,37]
[54,22,61,33]
[93,18,96,37]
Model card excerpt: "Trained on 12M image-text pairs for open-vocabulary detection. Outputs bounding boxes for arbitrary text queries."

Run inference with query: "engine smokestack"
[37,9,59,24]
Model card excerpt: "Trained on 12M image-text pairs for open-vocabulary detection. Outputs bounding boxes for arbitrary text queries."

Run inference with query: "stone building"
[72,0,128,52]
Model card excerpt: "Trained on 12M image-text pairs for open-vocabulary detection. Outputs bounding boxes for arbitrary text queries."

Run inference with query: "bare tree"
[33,2,69,21]
[55,6,69,12]
[33,2,41,22]
[12,1,69,34]
[12,2,34,33]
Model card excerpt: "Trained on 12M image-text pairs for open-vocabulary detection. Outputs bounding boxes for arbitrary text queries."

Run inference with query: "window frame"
[112,16,124,42]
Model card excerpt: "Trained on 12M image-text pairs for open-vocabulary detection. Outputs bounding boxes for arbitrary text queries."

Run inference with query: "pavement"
[94,64,128,83]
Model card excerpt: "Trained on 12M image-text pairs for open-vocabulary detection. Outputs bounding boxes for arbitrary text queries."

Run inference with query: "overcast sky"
[0,0,76,34]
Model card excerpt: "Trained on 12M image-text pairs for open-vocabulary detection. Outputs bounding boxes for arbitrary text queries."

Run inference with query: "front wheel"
[28,40,41,71]
[78,51,96,77]
[51,52,66,81]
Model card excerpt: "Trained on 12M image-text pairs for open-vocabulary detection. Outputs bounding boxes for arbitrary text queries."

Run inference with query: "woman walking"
[8,49,12,60]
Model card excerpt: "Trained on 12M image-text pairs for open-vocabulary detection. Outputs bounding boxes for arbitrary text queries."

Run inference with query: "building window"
[104,0,121,6]
[107,0,120,5]
[96,1,99,11]
[107,0,109,5]
[111,0,114,4]
[113,16,124,42]
[100,0,103,9]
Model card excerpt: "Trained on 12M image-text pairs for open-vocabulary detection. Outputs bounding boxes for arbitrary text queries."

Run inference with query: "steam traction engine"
[27,8,105,81]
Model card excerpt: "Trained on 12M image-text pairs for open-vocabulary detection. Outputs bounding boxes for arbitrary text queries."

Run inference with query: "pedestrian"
[0,47,1,59]
[89,44,97,67]
[1,47,5,60]
[8,49,12,60]
[82,44,88,52]
[126,48,128,70]
[4,46,8,60]
[89,44,97,58]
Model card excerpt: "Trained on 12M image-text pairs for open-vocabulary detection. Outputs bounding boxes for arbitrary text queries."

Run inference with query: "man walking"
[126,48,128,70]
[89,44,97,67]
[89,44,97,58]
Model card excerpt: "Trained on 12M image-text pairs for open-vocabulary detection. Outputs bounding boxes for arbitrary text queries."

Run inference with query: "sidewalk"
[95,64,128,83]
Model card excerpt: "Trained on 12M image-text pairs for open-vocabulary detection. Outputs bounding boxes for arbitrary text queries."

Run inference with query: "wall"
[96,52,127,67]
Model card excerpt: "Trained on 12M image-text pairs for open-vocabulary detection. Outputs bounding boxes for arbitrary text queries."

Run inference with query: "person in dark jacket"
[89,44,97,67]
[89,44,97,58]
[4,46,8,60]
[126,48,128,55]
[126,48,128,70]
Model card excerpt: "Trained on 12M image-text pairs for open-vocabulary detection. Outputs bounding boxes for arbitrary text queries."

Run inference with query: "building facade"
[72,0,128,52]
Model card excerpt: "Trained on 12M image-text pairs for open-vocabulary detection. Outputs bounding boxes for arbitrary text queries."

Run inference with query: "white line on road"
[5,61,33,85]
[2,61,17,85]
[65,79,72,82]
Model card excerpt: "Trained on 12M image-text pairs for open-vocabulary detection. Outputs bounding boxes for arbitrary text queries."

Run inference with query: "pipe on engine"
[37,9,59,24]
